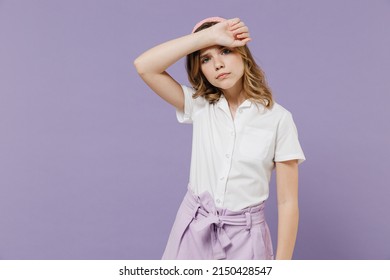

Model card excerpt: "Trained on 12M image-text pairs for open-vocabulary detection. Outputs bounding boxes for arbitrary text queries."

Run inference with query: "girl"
[134,17,305,260]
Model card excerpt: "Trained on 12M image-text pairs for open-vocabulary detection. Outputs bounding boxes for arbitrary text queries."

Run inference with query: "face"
[199,46,244,91]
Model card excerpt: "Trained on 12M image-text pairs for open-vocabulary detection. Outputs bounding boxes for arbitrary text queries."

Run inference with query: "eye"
[221,48,232,55]
[201,57,210,64]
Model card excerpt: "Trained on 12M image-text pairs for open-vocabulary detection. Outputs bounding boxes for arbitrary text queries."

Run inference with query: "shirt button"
[225,154,230,158]
[231,131,235,136]
[238,108,243,113]
[220,177,225,181]
[216,199,221,204]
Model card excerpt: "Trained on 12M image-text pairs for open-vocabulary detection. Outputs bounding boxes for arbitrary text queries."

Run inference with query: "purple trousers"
[162,190,274,260]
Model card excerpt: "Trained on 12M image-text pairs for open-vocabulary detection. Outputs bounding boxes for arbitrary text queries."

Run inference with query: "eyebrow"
[200,46,226,58]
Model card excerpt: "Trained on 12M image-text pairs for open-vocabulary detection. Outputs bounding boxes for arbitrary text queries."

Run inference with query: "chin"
[211,79,231,87]
[215,82,239,90]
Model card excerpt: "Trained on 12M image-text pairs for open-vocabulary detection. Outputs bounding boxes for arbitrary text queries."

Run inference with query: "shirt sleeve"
[176,85,206,124]
[274,111,306,164]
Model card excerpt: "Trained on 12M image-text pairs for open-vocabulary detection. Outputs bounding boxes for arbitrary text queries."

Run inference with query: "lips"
[216,72,230,79]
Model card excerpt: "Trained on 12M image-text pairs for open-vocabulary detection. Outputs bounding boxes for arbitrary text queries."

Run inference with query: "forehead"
[199,45,224,56]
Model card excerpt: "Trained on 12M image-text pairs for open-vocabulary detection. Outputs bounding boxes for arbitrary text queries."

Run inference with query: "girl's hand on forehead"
[210,18,251,48]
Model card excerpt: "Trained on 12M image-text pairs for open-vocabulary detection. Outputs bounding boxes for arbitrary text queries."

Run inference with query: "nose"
[214,57,224,71]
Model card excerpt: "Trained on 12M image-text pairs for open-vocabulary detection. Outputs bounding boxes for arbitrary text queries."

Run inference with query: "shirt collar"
[240,99,252,109]
[217,95,253,110]
[217,95,267,115]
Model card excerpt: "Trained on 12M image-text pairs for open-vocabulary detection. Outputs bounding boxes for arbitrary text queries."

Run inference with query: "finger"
[232,26,249,35]
[228,18,242,29]
[237,37,252,46]
[231,35,251,47]
[242,37,252,44]
[230,21,246,31]
[236,32,250,39]
[229,18,241,25]
[231,40,250,48]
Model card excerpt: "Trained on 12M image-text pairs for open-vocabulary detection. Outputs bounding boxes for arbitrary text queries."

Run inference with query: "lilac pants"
[162,190,274,260]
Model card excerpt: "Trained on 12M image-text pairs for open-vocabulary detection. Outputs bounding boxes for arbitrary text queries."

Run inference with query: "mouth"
[216,72,230,80]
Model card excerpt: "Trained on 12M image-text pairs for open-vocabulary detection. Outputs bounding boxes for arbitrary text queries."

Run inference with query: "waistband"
[182,189,266,259]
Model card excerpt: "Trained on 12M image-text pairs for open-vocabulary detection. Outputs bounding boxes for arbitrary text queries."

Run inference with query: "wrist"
[193,28,217,49]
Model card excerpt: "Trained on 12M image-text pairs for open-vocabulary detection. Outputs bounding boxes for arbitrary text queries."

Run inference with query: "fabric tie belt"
[184,190,266,259]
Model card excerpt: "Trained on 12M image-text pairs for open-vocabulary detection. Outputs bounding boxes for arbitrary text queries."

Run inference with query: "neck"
[222,83,246,108]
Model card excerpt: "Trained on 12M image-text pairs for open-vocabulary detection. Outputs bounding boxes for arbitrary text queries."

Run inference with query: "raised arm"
[133,18,251,111]
[275,160,299,260]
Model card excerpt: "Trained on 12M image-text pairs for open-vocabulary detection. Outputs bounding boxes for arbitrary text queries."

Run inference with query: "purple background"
[0,0,389,260]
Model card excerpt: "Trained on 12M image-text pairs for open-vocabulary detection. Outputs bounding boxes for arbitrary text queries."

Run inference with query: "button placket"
[215,120,237,209]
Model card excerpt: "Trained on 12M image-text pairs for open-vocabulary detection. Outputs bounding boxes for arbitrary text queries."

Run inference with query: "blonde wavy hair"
[186,21,274,108]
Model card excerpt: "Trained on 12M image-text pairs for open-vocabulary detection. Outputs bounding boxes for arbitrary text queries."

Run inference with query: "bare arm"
[133,18,251,111]
[133,31,212,111]
[275,160,299,260]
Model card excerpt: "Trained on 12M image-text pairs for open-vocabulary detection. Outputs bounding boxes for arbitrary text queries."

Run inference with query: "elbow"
[277,196,298,207]
[277,194,299,208]
[277,199,299,212]
[134,55,163,77]
[133,57,145,76]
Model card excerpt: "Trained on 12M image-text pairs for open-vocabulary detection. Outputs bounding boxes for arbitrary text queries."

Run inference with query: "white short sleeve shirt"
[176,85,305,211]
